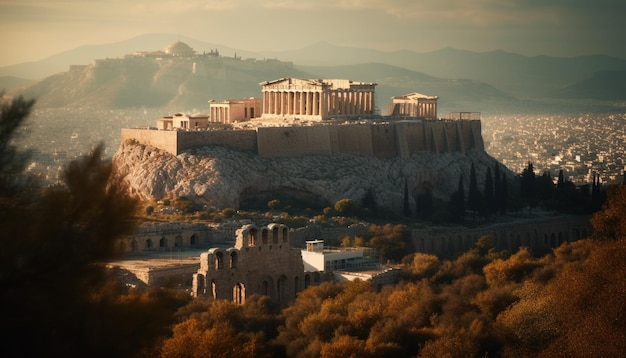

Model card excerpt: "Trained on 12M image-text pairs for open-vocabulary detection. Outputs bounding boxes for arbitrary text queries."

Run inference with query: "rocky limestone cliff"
[113,140,507,213]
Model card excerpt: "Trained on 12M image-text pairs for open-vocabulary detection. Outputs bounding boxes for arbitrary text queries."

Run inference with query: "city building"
[157,113,210,130]
[208,97,261,124]
[260,78,377,120]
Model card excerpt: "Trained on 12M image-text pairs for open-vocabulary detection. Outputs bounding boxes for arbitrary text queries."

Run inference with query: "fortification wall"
[123,119,485,158]
[177,130,257,153]
[332,124,374,157]
[121,128,178,155]
[371,123,399,158]
[257,126,332,157]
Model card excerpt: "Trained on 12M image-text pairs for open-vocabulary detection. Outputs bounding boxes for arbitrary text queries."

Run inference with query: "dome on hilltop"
[165,41,196,57]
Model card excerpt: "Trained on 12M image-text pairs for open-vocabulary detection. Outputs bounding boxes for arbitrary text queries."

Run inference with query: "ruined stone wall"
[411,215,592,257]
[257,126,332,157]
[118,222,210,252]
[192,224,306,303]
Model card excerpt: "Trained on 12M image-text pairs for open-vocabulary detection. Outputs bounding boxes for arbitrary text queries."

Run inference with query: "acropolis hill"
[114,74,501,213]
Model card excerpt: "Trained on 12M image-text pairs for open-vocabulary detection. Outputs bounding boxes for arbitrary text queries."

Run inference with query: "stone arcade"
[192,224,309,304]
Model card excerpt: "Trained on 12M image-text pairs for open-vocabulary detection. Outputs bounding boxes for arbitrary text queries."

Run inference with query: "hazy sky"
[1,0,625,67]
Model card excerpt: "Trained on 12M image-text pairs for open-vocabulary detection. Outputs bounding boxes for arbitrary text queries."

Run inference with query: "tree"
[0,95,36,195]
[494,161,502,214]
[0,97,185,357]
[468,162,483,220]
[361,188,378,218]
[484,167,494,217]
[334,198,358,217]
[403,178,411,217]
[416,187,433,220]
[449,174,465,222]
[499,173,508,215]
[520,162,537,212]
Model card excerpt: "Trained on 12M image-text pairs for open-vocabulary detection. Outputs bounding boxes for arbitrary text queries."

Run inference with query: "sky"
[1,0,625,67]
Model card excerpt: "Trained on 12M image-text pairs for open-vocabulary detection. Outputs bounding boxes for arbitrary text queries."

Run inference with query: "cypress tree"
[494,161,501,215]
[403,178,411,217]
[484,166,494,216]
[500,173,507,215]
[468,162,481,220]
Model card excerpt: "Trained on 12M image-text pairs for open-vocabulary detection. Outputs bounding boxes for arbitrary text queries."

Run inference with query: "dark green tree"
[520,162,538,213]
[403,178,411,217]
[416,187,433,220]
[500,173,508,215]
[484,166,494,216]
[494,161,502,215]
[450,174,465,222]
[537,171,555,206]
[0,95,36,196]
[361,187,378,218]
[468,162,482,220]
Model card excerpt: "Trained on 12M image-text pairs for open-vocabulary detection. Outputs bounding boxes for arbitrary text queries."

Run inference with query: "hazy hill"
[299,63,515,113]
[16,55,516,113]
[0,76,35,91]
[553,70,626,101]
[0,33,256,81]
[7,34,626,111]
[18,56,312,110]
[265,43,626,100]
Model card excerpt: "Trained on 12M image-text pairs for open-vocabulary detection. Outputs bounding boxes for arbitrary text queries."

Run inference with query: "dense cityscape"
[483,112,626,184]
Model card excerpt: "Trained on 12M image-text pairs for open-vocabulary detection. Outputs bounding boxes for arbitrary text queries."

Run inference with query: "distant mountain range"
[3,33,625,113]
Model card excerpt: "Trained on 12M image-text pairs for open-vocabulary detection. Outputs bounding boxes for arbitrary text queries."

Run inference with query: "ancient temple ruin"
[260,78,377,120]
[389,92,439,118]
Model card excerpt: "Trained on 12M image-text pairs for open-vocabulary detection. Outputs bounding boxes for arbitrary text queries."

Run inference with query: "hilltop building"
[208,97,261,124]
[389,92,439,118]
[260,78,377,120]
[157,113,210,130]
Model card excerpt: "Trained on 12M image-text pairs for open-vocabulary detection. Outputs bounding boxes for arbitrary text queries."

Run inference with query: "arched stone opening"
[282,227,289,243]
[146,239,153,249]
[233,283,245,304]
[159,237,168,248]
[272,227,279,243]
[211,280,216,299]
[190,234,197,246]
[304,274,311,288]
[248,228,258,246]
[131,239,138,252]
[118,241,126,253]
[215,252,224,269]
[229,251,238,268]
[196,274,205,295]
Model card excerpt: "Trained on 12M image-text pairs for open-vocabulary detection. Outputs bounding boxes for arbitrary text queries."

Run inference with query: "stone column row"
[263,88,375,118]
[263,90,322,117]
[210,106,229,123]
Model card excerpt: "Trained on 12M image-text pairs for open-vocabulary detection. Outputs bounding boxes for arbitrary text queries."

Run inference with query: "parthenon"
[260,78,377,120]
